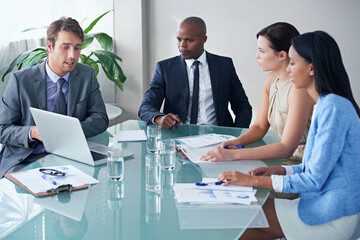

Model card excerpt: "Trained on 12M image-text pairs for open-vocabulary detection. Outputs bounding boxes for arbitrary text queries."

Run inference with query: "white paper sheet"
[116,130,147,142]
[12,165,99,194]
[176,134,235,148]
[173,178,256,205]
[197,178,253,192]
[177,144,213,163]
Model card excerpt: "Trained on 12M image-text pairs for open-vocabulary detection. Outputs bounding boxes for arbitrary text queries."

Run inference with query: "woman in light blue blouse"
[218,31,360,240]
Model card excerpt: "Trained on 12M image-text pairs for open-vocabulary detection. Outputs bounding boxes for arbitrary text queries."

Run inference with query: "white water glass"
[146,125,161,153]
[160,140,176,171]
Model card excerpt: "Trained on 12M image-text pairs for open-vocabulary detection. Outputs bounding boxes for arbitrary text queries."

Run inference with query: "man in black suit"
[138,16,252,129]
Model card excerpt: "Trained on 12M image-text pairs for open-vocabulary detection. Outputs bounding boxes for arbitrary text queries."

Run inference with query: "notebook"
[30,107,134,166]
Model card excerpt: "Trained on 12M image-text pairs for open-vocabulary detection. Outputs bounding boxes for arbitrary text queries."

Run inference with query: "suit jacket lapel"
[174,56,190,108]
[33,61,47,110]
[207,52,219,112]
[67,66,80,116]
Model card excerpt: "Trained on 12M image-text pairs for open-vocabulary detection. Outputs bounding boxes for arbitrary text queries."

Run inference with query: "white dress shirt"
[184,51,217,125]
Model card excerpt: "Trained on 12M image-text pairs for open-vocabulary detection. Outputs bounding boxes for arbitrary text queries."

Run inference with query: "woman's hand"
[218,171,254,187]
[248,166,285,176]
[220,138,240,149]
[200,146,238,162]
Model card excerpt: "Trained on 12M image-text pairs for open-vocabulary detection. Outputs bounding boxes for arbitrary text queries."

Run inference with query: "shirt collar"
[185,50,207,68]
[45,59,70,83]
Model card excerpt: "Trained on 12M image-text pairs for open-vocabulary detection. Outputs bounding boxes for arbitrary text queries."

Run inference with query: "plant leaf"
[92,51,126,91]
[95,50,122,61]
[80,54,89,64]
[83,10,112,34]
[93,50,126,82]
[1,47,46,81]
[94,33,113,51]
[90,61,99,75]
[21,26,48,33]
[80,54,99,75]
[103,67,124,91]
[82,35,94,49]
[20,49,48,69]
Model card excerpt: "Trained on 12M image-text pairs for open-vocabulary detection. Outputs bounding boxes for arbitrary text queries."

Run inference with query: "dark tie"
[190,60,200,124]
[53,78,67,115]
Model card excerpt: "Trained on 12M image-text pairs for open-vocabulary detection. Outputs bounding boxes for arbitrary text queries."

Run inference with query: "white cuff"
[271,175,284,192]
[282,165,294,175]
[151,114,164,124]
[28,127,35,142]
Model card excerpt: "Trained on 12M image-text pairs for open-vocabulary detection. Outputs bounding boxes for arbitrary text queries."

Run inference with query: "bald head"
[180,17,207,37]
[177,17,207,59]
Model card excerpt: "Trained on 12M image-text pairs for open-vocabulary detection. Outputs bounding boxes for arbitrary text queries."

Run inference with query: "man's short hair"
[47,17,84,47]
[182,16,207,36]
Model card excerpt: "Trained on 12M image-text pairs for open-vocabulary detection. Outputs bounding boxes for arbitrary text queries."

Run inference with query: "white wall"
[123,0,359,122]
[113,0,147,121]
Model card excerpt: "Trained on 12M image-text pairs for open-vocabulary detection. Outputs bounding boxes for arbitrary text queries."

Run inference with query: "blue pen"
[196,182,208,186]
[174,114,178,123]
[195,181,225,186]
[237,195,249,199]
[42,174,57,185]
[224,144,245,149]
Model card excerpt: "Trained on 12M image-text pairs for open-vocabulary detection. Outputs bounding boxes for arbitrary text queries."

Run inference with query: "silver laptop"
[30,107,134,166]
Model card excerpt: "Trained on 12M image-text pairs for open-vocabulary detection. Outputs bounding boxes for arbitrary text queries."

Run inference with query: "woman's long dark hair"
[257,22,300,53]
[291,31,360,117]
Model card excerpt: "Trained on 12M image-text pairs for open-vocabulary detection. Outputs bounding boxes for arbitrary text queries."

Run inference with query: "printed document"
[176,134,235,148]
[173,178,257,205]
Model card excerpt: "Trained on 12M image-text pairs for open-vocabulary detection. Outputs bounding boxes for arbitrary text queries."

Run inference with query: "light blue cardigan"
[282,93,360,226]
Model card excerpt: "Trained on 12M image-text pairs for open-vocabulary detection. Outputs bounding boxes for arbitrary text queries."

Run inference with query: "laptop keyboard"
[91,151,107,161]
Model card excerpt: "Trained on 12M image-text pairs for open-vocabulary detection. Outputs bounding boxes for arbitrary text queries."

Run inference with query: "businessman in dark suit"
[0,17,109,177]
[138,16,252,130]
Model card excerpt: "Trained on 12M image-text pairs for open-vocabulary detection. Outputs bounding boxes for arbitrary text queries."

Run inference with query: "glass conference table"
[0,120,281,240]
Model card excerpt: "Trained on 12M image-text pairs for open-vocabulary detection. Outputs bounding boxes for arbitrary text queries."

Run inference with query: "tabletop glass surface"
[0,120,281,240]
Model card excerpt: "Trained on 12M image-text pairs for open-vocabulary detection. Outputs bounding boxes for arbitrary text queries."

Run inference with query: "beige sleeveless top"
[268,75,311,164]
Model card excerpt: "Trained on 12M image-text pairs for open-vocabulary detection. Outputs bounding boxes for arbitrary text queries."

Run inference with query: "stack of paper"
[176,133,236,148]
[176,133,236,164]
[173,178,257,205]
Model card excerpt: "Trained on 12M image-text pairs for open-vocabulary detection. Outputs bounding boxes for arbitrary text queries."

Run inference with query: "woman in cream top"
[201,22,314,163]
[268,75,311,164]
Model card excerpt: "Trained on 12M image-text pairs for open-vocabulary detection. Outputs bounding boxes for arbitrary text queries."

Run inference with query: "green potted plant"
[1,10,126,90]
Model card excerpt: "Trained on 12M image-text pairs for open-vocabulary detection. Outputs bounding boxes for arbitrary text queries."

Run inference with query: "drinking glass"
[160,139,176,171]
[107,145,124,181]
[146,125,161,153]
